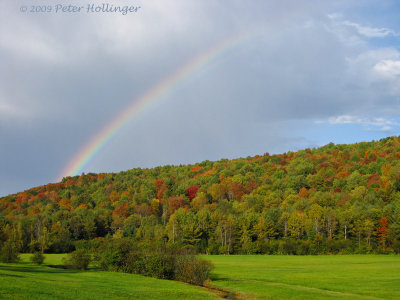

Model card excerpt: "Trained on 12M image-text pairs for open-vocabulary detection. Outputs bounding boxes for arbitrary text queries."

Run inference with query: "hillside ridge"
[1,136,400,255]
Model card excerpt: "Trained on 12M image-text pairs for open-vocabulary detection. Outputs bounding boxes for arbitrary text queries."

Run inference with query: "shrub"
[94,238,134,272]
[30,251,45,265]
[297,241,310,255]
[393,240,400,254]
[65,249,91,270]
[281,239,297,255]
[94,239,213,285]
[175,255,214,286]
[141,253,176,279]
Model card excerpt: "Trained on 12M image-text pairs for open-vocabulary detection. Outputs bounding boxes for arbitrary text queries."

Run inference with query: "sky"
[0,0,399,196]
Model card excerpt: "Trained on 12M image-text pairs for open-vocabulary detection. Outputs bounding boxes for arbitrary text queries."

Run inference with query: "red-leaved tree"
[186,185,200,201]
[377,217,389,248]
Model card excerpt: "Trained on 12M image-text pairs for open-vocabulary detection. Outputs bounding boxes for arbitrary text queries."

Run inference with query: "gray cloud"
[1,0,400,196]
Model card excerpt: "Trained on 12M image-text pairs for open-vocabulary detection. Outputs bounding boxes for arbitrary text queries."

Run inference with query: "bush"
[281,240,297,255]
[94,238,134,272]
[94,239,213,285]
[141,253,176,279]
[297,241,310,255]
[65,249,91,270]
[30,251,45,265]
[175,256,214,286]
[393,240,400,254]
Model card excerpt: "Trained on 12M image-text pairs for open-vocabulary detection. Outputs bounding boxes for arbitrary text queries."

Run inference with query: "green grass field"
[0,254,217,300]
[206,255,400,299]
[1,254,399,299]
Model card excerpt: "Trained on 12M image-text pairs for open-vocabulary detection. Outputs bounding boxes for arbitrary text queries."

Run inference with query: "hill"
[1,136,400,254]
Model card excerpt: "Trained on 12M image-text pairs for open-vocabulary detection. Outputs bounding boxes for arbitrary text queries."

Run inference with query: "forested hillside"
[1,137,400,255]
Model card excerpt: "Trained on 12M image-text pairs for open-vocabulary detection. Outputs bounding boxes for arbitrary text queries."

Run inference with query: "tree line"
[1,136,400,259]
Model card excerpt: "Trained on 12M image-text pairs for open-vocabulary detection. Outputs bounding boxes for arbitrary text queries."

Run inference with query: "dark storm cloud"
[1,0,399,196]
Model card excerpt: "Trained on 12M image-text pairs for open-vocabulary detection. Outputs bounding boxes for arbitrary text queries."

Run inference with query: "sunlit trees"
[1,137,400,255]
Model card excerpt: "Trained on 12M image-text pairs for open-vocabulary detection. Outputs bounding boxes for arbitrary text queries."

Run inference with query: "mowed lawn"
[207,255,400,299]
[0,254,217,300]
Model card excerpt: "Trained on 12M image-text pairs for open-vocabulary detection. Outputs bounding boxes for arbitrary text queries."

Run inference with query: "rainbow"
[59,31,257,180]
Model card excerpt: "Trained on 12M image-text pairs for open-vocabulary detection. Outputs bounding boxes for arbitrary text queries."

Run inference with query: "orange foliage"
[190,165,201,172]
[33,205,40,215]
[363,150,377,164]
[245,180,258,193]
[336,171,350,179]
[64,179,76,187]
[154,179,167,199]
[76,203,88,210]
[377,217,389,247]
[298,187,310,198]
[167,196,186,214]
[231,182,245,200]
[109,190,120,203]
[15,195,28,204]
[367,173,381,188]
[113,202,130,218]
[59,198,73,211]
[194,168,216,179]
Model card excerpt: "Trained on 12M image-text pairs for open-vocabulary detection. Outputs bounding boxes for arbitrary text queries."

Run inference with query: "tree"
[280,212,290,238]
[324,208,337,239]
[64,249,91,270]
[337,209,352,240]
[240,225,252,254]
[353,218,364,247]
[215,216,234,254]
[31,251,45,264]
[167,196,187,214]
[377,217,389,248]
[186,185,200,201]
[191,192,209,211]
[288,211,307,238]
[254,217,276,241]
[363,219,375,246]
[181,215,202,247]
[154,179,167,199]
[167,213,180,243]
[0,225,21,263]
[38,226,49,253]
[308,204,323,234]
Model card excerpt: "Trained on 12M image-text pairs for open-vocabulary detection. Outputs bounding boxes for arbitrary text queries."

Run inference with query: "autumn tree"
[377,217,389,248]
[167,196,187,214]
[154,179,167,199]
[186,185,200,201]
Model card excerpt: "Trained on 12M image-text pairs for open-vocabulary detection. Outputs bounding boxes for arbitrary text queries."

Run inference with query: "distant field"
[1,254,399,299]
[0,254,217,300]
[207,255,400,299]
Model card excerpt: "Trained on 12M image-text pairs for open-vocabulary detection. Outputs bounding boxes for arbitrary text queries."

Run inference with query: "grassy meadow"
[0,254,217,300]
[207,255,400,299]
[0,254,399,299]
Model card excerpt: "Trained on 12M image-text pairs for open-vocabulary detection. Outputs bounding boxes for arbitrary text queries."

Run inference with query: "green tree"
[0,225,21,263]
